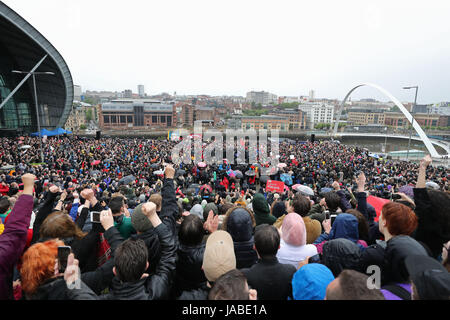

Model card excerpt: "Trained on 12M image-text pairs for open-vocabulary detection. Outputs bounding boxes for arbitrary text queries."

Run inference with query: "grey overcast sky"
[3,0,450,103]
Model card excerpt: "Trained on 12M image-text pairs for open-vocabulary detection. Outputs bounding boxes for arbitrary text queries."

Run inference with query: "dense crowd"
[0,135,449,300]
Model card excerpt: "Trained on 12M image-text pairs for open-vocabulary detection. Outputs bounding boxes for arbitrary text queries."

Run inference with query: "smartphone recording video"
[58,246,71,273]
[330,214,337,226]
[91,211,101,223]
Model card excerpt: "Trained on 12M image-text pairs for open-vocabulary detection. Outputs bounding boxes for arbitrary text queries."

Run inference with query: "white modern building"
[246,91,277,105]
[298,102,335,129]
[74,85,82,101]
[138,85,145,97]
[309,90,315,100]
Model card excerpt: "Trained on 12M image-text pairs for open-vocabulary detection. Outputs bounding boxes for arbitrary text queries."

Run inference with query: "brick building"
[98,99,176,130]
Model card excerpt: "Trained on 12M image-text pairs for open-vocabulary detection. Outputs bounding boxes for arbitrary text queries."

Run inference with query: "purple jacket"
[0,194,34,300]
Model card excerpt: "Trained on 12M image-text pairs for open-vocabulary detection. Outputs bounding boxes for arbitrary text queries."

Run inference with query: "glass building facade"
[0,2,73,134]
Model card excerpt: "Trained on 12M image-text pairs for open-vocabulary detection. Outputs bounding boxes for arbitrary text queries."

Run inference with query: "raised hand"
[203,210,219,234]
[420,154,432,168]
[49,185,60,194]
[331,181,340,190]
[21,173,36,188]
[100,209,114,231]
[356,172,366,192]
[164,165,175,180]
[80,188,94,201]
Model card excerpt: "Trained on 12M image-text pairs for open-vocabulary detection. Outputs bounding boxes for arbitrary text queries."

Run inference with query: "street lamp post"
[12,70,55,163]
[403,86,418,161]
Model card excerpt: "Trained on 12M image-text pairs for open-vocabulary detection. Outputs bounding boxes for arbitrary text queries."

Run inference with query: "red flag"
[367,196,390,222]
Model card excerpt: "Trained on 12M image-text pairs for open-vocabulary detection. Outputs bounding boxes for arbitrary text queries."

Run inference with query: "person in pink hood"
[276,213,318,268]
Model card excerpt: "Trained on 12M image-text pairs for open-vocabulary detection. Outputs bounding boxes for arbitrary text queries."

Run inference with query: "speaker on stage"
[96,130,101,140]
[311,134,315,143]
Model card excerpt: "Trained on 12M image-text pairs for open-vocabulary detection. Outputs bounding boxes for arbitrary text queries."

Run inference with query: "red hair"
[381,202,418,236]
[20,239,64,296]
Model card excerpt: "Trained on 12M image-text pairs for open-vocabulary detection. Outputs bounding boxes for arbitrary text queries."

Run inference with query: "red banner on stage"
[266,180,285,193]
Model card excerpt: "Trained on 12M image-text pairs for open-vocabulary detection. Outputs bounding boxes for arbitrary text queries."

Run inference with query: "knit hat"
[131,204,152,232]
[292,264,335,300]
[272,201,287,219]
[190,204,204,220]
[281,213,307,246]
[201,200,207,209]
[202,230,236,282]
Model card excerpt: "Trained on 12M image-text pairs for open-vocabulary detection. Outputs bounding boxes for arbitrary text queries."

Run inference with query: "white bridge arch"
[333,83,442,158]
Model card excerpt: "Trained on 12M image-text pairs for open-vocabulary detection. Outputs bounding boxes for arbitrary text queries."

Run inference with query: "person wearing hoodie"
[380,235,429,300]
[291,263,335,300]
[252,193,276,226]
[321,238,363,277]
[276,213,318,268]
[313,213,367,254]
[0,174,35,300]
[221,207,258,269]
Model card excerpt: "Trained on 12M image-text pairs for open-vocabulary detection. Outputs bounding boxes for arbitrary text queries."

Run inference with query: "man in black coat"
[240,224,296,300]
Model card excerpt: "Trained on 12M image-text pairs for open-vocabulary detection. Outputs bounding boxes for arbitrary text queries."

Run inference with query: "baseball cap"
[202,231,236,282]
[405,255,450,300]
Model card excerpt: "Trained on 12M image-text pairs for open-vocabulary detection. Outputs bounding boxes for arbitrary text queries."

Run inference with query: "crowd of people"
[0,134,449,301]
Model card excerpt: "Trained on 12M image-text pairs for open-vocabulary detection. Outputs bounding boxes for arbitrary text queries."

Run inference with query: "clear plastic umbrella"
[294,184,314,196]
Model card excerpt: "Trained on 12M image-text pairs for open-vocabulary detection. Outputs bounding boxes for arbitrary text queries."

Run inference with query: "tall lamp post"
[403,86,418,161]
[12,70,55,163]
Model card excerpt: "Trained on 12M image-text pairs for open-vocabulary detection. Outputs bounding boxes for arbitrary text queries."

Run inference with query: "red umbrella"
[367,196,390,222]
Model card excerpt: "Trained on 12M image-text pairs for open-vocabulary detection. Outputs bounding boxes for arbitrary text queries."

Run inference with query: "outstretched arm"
[160,165,177,233]
[416,155,432,189]
[0,174,35,298]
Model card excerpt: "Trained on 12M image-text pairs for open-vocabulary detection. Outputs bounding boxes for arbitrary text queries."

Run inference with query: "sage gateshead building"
[99,99,176,130]
[0,2,73,135]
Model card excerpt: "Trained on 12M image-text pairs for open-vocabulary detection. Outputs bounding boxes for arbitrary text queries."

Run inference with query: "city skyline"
[3,0,450,104]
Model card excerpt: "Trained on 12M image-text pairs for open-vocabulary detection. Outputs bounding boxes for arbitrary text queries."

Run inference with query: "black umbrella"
[119,175,136,185]
[259,175,269,183]
[245,170,256,176]
[176,169,186,176]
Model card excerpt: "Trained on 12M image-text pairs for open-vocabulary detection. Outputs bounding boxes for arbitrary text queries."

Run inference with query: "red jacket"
[0,185,9,196]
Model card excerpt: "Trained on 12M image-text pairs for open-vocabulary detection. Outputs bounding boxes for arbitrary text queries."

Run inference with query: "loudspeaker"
[96,130,101,140]
[311,134,315,143]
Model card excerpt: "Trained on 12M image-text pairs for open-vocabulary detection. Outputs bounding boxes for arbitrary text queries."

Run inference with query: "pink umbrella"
[198,162,207,168]
[91,160,101,166]
[292,184,302,190]
[277,163,287,168]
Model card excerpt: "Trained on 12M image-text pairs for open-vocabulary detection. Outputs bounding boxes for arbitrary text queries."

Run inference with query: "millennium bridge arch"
[333,83,441,158]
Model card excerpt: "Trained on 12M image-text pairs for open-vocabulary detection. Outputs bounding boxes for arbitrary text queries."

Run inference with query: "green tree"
[79,124,87,130]
[85,108,93,122]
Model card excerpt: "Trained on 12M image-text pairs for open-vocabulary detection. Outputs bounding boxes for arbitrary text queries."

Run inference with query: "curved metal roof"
[0,2,73,128]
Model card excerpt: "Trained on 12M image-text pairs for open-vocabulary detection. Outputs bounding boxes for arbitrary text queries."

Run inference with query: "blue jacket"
[314,213,365,250]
